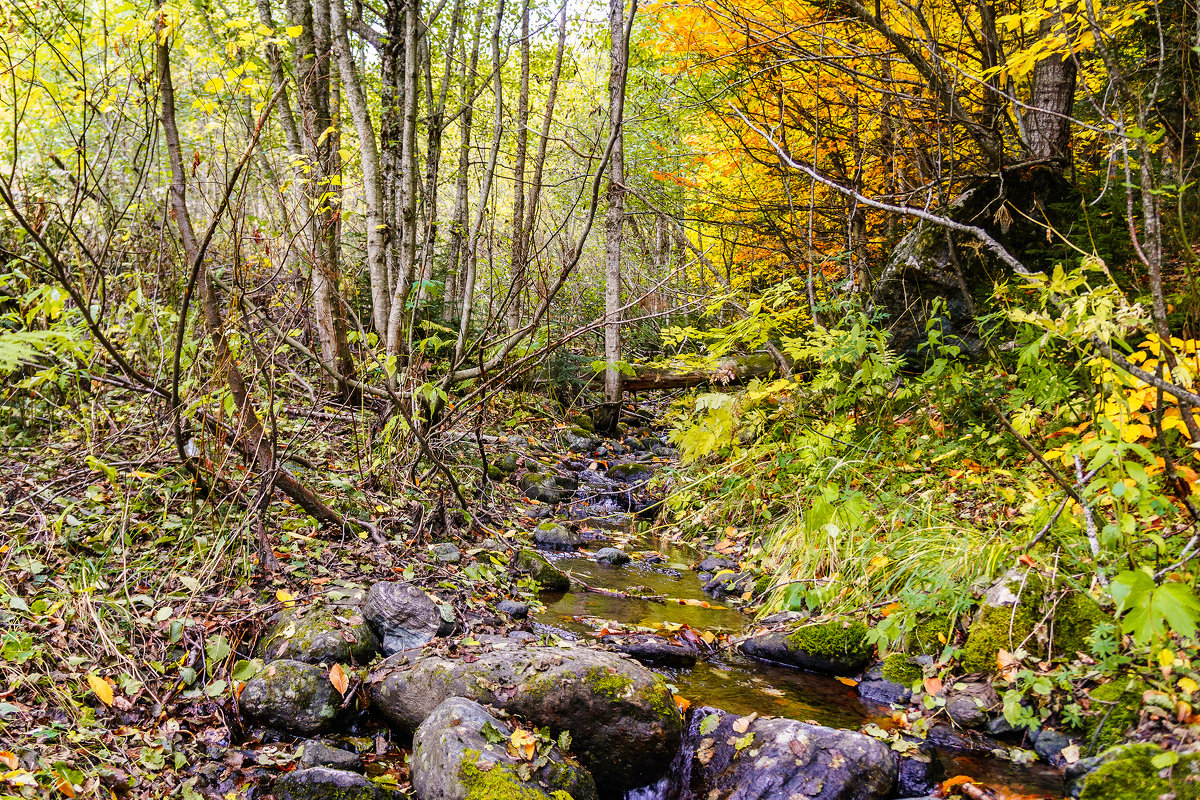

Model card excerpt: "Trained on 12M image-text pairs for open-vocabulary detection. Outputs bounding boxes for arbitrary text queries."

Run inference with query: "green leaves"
[1110,569,1200,644]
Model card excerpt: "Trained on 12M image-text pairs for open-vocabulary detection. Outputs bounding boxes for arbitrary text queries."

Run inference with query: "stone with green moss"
[881,653,924,686]
[1078,743,1200,800]
[1081,677,1147,755]
[239,659,343,734]
[515,550,570,592]
[961,570,1110,673]
[532,522,581,549]
[742,618,873,674]
[260,606,379,666]
[412,697,594,800]
[369,643,682,795]
[607,462,654,482]
[907,612,955,656]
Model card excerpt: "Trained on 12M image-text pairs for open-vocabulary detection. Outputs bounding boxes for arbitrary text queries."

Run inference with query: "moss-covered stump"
[367,643,683,795]
[741,618,873,674]
[673,706,897,800]
[273,767,407,800]
[514,550,571,592]
[1077,744,1200,800]
[239,659,344,735]
[960,568,1108,674]
[1081,677,1147,755]
[412,697,596,800]
[258,605,379,666]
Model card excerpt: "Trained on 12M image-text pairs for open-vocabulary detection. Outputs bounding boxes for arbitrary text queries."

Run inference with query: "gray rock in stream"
[367,642,683,795]
[520,472,563,504]
[595,547,630,565]
[672,706,897,800]
[412,697,597,800]
[363,582,456,656]
[601,633,698,667]
[533,521,582,550]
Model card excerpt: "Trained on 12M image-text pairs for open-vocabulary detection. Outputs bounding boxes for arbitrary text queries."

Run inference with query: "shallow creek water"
[532,515,1066,799]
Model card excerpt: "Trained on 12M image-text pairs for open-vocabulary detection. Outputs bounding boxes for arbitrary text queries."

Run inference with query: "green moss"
[1079,744,1200,800]
[516,550,570,592]
[752,575,772,597]
[642,676,682,723]
[1083,677,1147,754]
[908,612,955,655]
[960,603,1038,674]
[459,750,575,800]
[785,619,870,660]
[1052,593,1110,657]
[881,653,923,686]
[582,666,634,701]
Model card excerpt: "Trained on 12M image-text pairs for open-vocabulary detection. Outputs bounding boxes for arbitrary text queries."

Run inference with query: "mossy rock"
[907,612,955,656]
[493,453,521,474]
[515,550,570,592]
[1052,593,1110,657]
[881,653,924,686]
[520,473,563,504]
[259,606,380,666]
[1081,677,1147,755]
[960,604,1038,674]
[239,659,344,734]
[607,462,654,482]
[742,618,873,674]
[570,414,595,433]
[1078,743,1200,800]
[273,767,404,800]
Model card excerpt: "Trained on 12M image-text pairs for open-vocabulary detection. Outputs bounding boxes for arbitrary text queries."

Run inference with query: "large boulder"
[671,706,897,800]
[411,697,597,800]
[239,659,343,735]
[868,165,1082,365]
[741,618,873,674]
[273,767,405,800]
[368,643,683,794]
[363,582,456,656]
[258,605,379,666]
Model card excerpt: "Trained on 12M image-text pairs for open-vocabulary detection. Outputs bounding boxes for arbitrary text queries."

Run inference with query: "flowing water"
[530,471,1066,799]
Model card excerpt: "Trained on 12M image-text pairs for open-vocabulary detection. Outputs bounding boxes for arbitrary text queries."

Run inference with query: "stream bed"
[524,455,1067,800]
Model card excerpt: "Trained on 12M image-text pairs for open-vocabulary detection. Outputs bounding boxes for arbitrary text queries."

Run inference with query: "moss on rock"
[786,619,870,661]
[907,612,955,656]
[1052,593,1110,657]
[458,751,575,800]
[1082,677,1147,754]
[960,604,1038,674]
[881,653,923,686]
[1079,744,1200,800]
[515,550,570,591]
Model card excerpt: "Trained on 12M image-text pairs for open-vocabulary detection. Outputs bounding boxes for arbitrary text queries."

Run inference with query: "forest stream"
[525,438,1068,800]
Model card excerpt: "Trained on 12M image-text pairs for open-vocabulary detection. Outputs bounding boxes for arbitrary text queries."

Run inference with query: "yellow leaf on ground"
[997,649,1020,682]
[0,753,16,770]
[674,695,691,712]
[923,676,943,696]
[87,674,114,706]
[508,728,538,761]
[836,676,858,687]
[276,590,296,607]
[54,772,75,797]
[329,664,349,696]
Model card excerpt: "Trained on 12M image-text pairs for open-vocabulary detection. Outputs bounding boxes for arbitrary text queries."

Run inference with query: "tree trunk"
[505,0,531,335]
[598,0,631,434]
[442,4,484,323]
[330,0,390,333]
[293,0,356,394]
[1024,12,1077,164]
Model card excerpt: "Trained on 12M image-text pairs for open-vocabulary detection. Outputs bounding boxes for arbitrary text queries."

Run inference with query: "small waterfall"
[624,776,670,800]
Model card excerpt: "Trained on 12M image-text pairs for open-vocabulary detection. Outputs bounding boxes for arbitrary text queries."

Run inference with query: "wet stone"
[298,741,363,772]
[601,633,698,667]
[496,599,529,619]
[533,521,582,550]
[942,680,1001,729]
[595,547,630,565]
[239,660,343,735]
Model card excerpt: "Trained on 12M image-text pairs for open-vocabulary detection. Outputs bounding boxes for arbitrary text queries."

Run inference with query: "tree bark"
[599,0,632,434]
[330,0,390,333]
[505,0,531,335]
[1024,11,1077,164]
